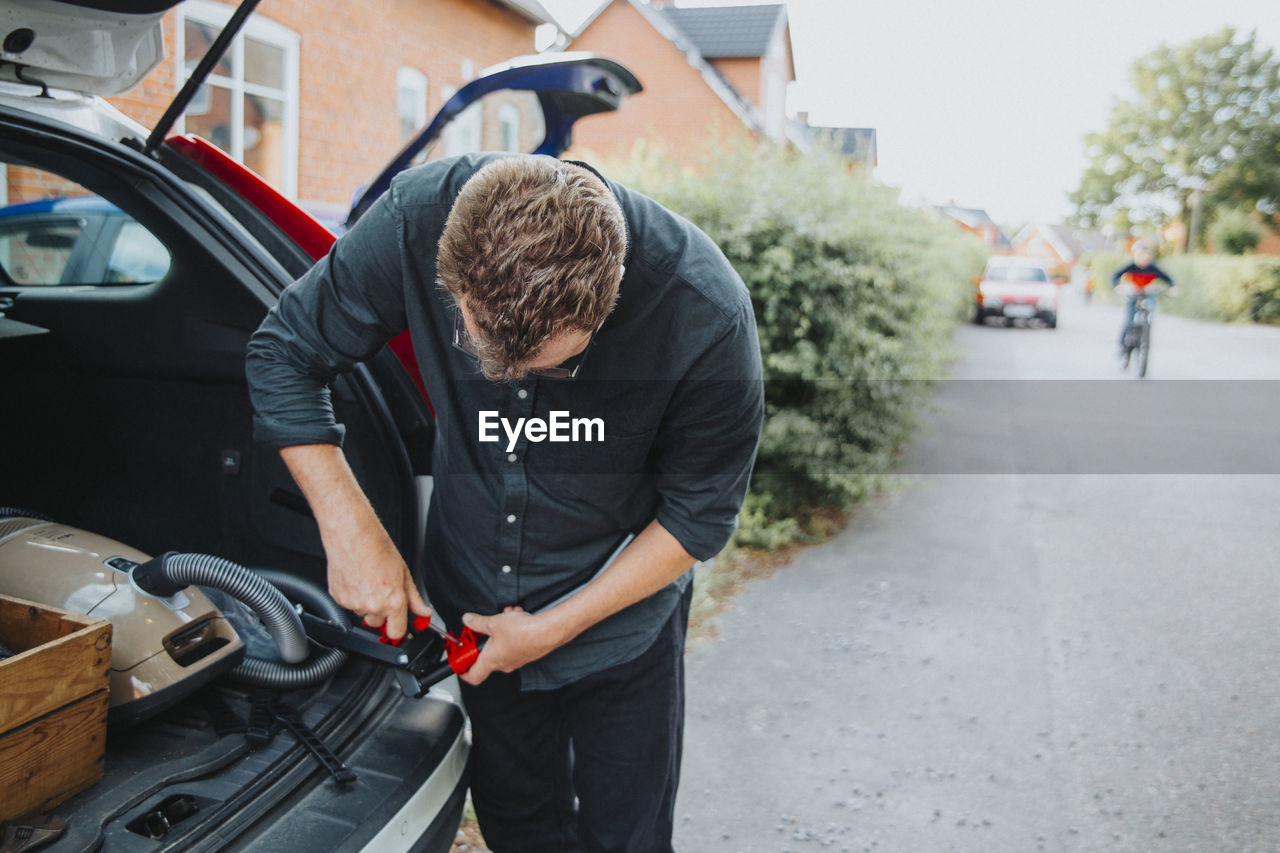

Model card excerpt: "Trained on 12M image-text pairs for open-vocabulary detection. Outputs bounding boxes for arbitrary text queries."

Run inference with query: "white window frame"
[175,1,300,198]
[397,67,429,143]
[441,86,483,157]
[496,103,521,153]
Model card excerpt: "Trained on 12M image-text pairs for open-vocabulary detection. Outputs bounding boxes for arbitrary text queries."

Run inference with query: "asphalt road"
[674,289,1280,852]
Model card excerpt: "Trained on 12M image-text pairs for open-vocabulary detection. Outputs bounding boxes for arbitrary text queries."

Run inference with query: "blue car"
[0,195,172,286]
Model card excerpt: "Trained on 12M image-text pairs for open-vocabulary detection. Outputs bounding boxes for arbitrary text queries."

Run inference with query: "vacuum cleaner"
[0,513,351,725]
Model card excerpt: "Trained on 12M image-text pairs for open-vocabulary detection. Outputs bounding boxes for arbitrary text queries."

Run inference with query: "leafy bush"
[609,137,985,544]
[1082,251,1280,323]
[1162,255,1280,323]
[1081,252,1129,304]
[1208,207,1264,255]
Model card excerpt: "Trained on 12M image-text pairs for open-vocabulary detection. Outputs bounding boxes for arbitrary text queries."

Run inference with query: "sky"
[537,0,1279,228]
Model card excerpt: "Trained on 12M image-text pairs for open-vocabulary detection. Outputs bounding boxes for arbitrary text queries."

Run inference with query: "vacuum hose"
[235,568,349,688]
[133,552,348,687]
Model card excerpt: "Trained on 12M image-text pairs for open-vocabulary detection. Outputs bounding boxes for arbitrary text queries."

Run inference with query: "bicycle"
[1117,283,1168,378]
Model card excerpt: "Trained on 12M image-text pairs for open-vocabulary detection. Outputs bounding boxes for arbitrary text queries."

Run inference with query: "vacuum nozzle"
[131,552,185,597]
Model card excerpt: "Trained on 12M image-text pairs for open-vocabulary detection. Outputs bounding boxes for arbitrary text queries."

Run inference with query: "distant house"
[563,0,802,163]
[808,126,877,170]
[1011,223,1115,272]
[938,204,1012,253]
[1256,226,1280,256]
[100,0,551,216]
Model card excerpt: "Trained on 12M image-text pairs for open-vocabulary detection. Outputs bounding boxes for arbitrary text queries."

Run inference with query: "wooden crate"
[0,594,112,822]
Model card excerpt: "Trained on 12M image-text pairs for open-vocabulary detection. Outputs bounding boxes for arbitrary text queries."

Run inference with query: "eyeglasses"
[452,309,597,380]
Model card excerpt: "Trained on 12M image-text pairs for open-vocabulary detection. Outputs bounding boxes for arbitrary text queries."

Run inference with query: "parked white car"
[973,257,1059,328]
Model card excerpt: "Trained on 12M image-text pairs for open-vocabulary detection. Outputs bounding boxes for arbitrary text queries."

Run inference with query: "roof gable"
[940,204,1012,248]
[659,4,787,58]
[1012,223,1115,262]
[568,0,765,134]
[940,204,997,230]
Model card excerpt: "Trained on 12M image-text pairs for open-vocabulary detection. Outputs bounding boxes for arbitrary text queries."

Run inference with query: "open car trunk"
[0,109,461,851]
[42,663,466,852]
[1,3,641,836]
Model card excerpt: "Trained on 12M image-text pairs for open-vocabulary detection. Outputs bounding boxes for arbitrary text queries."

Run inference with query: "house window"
[398,68,428,143]
[177,1,300,198]
[441,86,483,157]
[496,104,521,152]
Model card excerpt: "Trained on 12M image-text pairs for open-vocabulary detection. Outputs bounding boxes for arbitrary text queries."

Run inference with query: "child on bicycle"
[1112,240,1174,354]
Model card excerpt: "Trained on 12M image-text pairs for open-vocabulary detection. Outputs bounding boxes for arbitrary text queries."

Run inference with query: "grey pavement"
[674,289,1280,852]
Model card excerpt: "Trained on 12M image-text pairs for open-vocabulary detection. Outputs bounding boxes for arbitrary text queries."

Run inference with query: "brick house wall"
[4,168,87,205]
[564,0,753,165]
[710,34,790,142]
[963,222,1011,255]
[710,56,759,104]
[104,0,538,211]
[1254,225,1280,256]
[1011,229,1069,270]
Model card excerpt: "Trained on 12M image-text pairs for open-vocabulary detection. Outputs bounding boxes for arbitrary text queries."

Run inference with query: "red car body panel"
[166,135,335,262]
[166,134,434,414]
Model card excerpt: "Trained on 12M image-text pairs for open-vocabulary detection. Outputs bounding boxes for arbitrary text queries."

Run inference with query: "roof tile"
[659,4,786,58]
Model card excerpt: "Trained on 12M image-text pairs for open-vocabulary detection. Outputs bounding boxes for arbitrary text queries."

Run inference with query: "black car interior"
[0,131,424,586]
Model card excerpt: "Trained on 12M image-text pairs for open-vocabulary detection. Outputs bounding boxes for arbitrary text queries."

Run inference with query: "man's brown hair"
[436,156,627,380]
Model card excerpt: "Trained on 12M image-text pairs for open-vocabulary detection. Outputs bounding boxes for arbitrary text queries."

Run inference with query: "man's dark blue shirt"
[246,153,764,689]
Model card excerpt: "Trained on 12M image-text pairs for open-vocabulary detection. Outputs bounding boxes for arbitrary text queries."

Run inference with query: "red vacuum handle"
[445,627,481,674]
[365,615,481,674]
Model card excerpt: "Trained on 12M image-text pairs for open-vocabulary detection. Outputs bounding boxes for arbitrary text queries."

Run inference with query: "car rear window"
[0,215,84,285]
[0,165,172,287]
[984,265,1048,282]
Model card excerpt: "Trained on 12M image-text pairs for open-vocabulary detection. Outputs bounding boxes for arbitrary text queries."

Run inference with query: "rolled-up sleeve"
[246,184,413,448]
[652,298,764,560]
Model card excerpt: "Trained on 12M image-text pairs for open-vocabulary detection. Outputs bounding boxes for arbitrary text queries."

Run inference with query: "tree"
[1208,206,1264,254]
[1071,28,1280,248]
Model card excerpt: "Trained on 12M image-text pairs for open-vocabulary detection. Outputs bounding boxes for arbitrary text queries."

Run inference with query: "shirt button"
[506,514,516,523]
[501,565,512,574]
[507,453,517,462]
[517,388,528,399]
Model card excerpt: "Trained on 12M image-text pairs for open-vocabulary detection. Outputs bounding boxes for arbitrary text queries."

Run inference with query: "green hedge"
[1083,252,1280,324]
[609,138,986,546]
[1208,207,1264,255]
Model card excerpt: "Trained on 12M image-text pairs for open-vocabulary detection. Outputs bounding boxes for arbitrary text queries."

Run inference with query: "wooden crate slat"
[0,597,111,734]
[0,594,112,820]
[0,690,109,821]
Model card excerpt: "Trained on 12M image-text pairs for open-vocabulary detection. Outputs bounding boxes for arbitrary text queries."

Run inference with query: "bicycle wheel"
[1137,323,1150,378]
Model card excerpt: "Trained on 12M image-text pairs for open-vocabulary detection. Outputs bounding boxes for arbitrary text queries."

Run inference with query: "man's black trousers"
[459,585,692,853]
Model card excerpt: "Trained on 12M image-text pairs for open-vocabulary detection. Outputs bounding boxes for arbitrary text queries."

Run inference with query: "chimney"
[648,0,677,8]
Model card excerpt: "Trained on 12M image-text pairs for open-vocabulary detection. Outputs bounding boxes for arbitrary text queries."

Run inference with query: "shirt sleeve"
[245,182,414,448]
[651,297,764,561]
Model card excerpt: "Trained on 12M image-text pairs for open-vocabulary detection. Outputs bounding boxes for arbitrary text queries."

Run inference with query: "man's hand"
[324,517,432,641]
[456,520,696,685]
[457,607,566,686]
[279,444,431,641]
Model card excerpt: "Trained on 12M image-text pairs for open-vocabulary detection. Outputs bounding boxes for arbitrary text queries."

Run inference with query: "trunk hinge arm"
[142,0,264,156]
